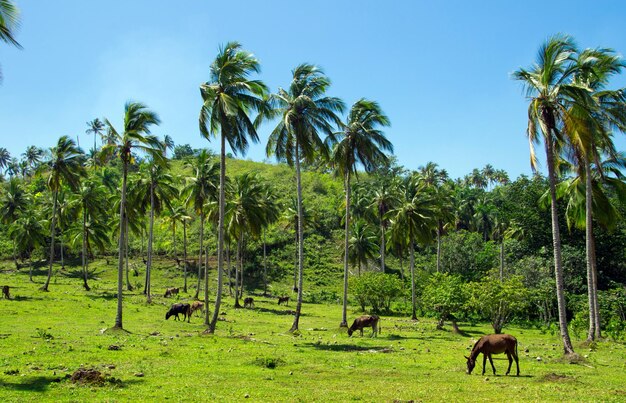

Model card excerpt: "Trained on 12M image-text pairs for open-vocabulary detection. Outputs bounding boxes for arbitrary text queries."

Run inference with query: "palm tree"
[330,98,392,327]
[199,42,267,334]
[0,0,22,83]
[1,178,29,268]
[512,34,590,354]
[260,182,280,296]
[22,146,43,172]
[370,176,401,273]
[104,101,162,330]
[41,136,86,291]
[0,147,10,176]
[389,174,436,320]
[183,150,219,300]
[347,219,378,276]
[86,118,105,165]
[9,210,45,281]
[134,159,175,302]
[71,179,109,290]
[264,63,344,332]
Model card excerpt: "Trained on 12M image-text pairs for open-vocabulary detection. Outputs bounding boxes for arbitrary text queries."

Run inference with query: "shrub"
[351,272,404,313]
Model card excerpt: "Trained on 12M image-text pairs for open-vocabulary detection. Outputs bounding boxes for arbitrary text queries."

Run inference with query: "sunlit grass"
[1,258,625,402]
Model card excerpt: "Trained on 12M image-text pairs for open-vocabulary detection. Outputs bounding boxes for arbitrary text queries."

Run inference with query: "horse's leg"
[482,353,487,375]
[488,354,496,375]
[514,349,520,376]
[506,352,512,375]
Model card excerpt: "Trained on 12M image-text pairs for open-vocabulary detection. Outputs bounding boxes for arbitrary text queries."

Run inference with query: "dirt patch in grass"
[540,373,575,382]
[70,368,121,386]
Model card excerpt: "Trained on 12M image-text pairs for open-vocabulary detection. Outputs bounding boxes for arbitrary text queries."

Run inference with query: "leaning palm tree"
[199,42,267,334]
[264,63,344,332]
[330,98,392,327]
[183,150,220,300]
[0,0,22,83]
[41,136,86,291]
[104,101,162,330]
[512,34,591,354]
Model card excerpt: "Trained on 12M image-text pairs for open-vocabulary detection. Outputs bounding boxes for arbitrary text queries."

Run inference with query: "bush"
[421,273,468,331]
[351,272,404,313]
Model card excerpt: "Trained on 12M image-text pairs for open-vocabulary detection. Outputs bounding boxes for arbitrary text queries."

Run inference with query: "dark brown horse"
[465,334,519,376]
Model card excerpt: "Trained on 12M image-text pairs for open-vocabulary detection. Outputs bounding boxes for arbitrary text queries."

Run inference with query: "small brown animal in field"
[164,287,179,298]
[189,301,204,317]
[244,297,254,308]
[2,285,10,299]
[165,303,191,322]
[348,315,380,337]
[465,334,519,376]
[277,296,289,306]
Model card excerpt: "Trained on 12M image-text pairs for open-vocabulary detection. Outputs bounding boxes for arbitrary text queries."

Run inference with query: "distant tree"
[347,219,378,276]
[0,147,10,175]
[0,178,29,267]
[173,144,196,160]
[422,272,468,333]
[22,145,43,172]
[9,210,45,281]
[86,118,105,163]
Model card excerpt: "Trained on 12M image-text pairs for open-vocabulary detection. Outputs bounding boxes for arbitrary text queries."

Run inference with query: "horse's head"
[465,355,476,374]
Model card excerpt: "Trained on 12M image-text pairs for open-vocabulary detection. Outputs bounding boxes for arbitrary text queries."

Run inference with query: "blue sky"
[1,0,626,180]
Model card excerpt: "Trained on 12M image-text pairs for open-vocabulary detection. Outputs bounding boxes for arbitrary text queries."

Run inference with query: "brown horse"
[465,334,519,376]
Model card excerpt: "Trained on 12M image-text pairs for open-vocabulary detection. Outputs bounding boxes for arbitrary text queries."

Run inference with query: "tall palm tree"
[183,150,220,300]
[104,101,162,330]
[41,136,86,291]
[370,175,401,273]
[389,174,436,320]
[0,0,22,83]
[347,219,378,276]
[330,98,392,327]
[0,147,10,176]
[567,48,626,341]
[264,63,344,332]
[1,178,29,268]
[199,42,267,334]
[22,146,43,172]
[512,34,591,354]
[86,118,105,165]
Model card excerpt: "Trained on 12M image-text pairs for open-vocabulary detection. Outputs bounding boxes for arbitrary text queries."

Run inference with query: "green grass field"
[1,259,625,402]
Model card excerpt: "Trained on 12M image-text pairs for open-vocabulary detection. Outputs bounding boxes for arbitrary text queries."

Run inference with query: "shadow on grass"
[12,295,45,302]
[255,307,303,316]
[0,376,61,392]
[62,268,105,280]
[86,292,118,301]
[298,342,387,352]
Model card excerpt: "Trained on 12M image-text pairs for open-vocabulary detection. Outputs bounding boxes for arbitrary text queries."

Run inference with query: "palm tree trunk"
[42,190,59,291]
[410,234,417,321]
[13,240,18,270]
[290,143,304,333]
[60,226,64,269]
[380,217,386,273]
[584,159,598,341]
[194,211,204,300]
[293,228,298,290]
[204,245,210,326]
[545,134,575,354]
[125,218,132,291]
[82,204,90,291]
[114,164,128,329]
[208,131,226,333]
[146,184,155,303]
[227,241,233,296]
[591,233,601,339]
[500,240,505,281]
[436,224,441,273]
[234,237,242,308]
[172,223,177,261]
[341,171,351,327]
[183,221,188,293]
[263,229,268,296]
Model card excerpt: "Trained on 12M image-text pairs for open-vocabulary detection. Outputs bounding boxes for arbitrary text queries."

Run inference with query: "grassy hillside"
[1,258,626,402]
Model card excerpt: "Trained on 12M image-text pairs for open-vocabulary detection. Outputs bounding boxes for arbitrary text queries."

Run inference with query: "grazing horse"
[347,315,380,337]
[165,303,191,322]
[465,334,519,376]
[2,285,10,299]
[244,297,254,308]
[277,296,290,306]
[164,287,179,298]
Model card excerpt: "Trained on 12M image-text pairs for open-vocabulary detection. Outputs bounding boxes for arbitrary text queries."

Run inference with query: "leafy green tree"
[350,271,403,313]
[512,34,591,354]
[199,42,267,333]
[0,0,22,83]
[264,63,344,332]
[41,136,86,291]
[422,272,468,333]
[331,98,392,327]
[105,101,162,330]
[467,275,530,334]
